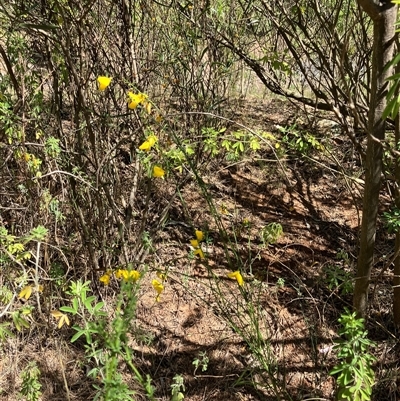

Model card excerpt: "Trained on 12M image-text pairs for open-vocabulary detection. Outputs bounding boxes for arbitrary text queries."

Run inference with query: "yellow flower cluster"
[100,268,141,285]
[152,279,164,302]
[137,135,165,178]
[96,76,152,114]
[115,269,141,282]
[128,91,151,113]
[152,271,167,302]
[190,230,205,259]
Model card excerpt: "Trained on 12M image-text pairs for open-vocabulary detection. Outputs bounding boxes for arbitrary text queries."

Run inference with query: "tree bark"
[353,1,397,317]
[393,59,400,325]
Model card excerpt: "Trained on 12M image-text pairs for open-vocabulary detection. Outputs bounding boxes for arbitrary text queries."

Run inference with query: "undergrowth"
[0,1,391,400]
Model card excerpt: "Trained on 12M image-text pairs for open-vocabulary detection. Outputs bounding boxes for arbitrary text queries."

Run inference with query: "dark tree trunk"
[354,1,397,317]
[394,61,400,325]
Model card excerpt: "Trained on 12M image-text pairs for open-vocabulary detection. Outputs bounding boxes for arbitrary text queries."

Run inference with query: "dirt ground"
[1,98,399,401]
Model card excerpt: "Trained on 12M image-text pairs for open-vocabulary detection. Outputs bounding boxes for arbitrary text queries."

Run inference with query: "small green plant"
[277,124,323,154]
[202,126,264,162]
[276,277,285,288]
[323,265,353,295]
[142,231,154,250]
[49,263,65,287]
[0,225,48,332]
[336,248,350,264]
[0,322,13,343]
[165,142,195,172]
[192,351,209,374]
[49,198,66,222]
[203,126,225,157]
[383,207,400,233]
[58,277,156,401]
[260,223,283,247]
[330,308,376,401]
[170,374,185,401]
[44,136,61,158]
[19,361,42,401]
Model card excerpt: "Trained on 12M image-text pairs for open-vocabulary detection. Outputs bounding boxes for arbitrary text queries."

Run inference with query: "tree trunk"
[353,1,397,317]
[394,62,400,325]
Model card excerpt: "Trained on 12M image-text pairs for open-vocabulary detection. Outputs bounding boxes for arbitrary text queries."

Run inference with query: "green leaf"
[386,79,400,101]
[360,387,372,401]
[84,296,96,311]
[329,365,343,375]
[71,329,86,343]
[385,52,400,72]
[72,297,79,312]
[28,225,48,241]
[171,392,185,401]
[93,302,104,313]
[250,138,261,151]
[383,95,398,120]
[221,139,231,151]
[386,72,400,81]
[60,305,77,314]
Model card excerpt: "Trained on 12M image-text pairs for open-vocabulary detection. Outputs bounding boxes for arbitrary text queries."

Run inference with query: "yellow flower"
[139,135,157,151]
[220,205,229,215]
[194,248,205,260]
[153,166,165,178]
[227,270,244,286]
[99,271,111,285]
[114,269,123,279]
[190,230,205,259]
[127,91,147,109]
[147,135,157,147]
[152,279,164,302]
[190,239,199,248]
[116,269,140,282]
[195,230,204,242]
[97,76,112,91]
[144,101,152,114]
[139,141,152,151]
